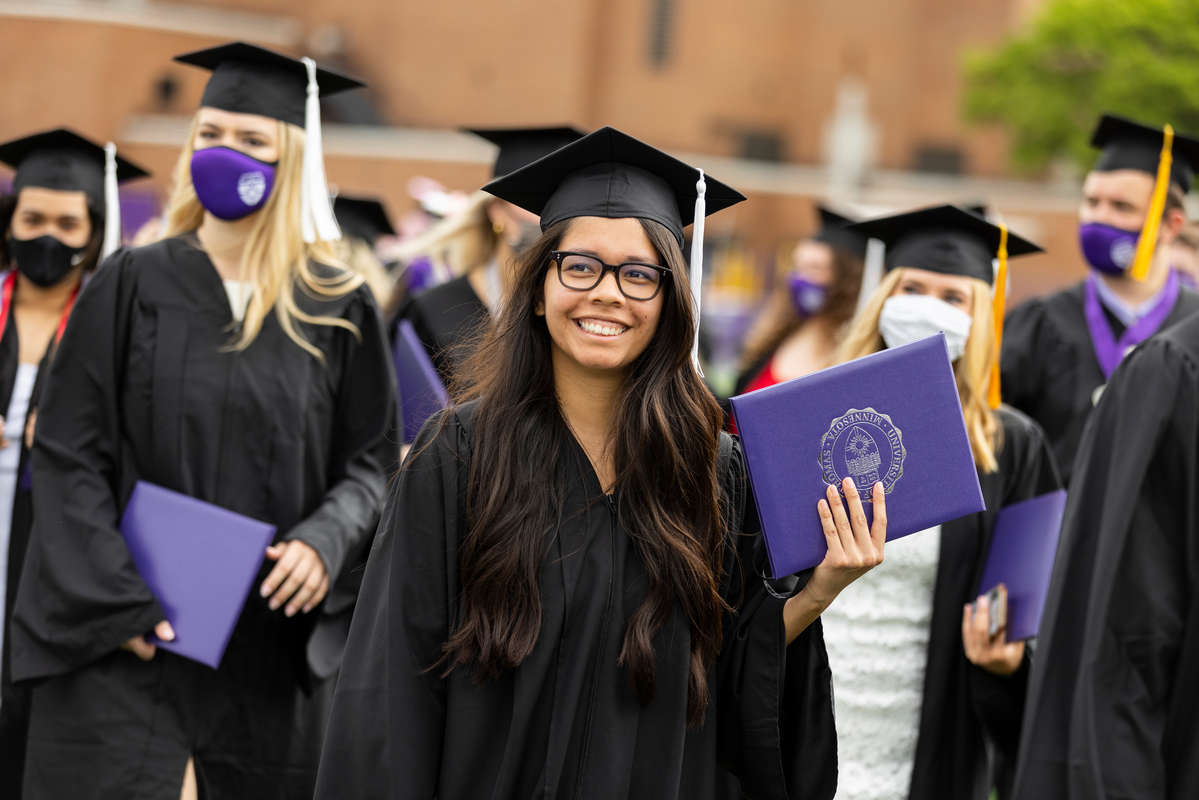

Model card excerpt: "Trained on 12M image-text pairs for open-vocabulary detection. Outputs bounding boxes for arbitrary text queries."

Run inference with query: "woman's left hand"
[962,591,1025,676]
[260,540,330,616]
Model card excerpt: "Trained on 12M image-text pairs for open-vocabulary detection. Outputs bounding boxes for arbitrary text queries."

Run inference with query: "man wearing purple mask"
[1000,114,1199,485]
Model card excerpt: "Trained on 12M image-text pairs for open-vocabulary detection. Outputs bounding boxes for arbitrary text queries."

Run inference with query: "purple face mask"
[190,147,277,221]
[788,275,829,318]
[1078,222,1140,276]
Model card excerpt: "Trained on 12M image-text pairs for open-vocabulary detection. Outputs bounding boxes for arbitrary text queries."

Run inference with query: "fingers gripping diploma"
[121,620,176,662]
[259,540,330,617]
[783,478,887,643]
[811,477,887,602]
[961,587,1025,676]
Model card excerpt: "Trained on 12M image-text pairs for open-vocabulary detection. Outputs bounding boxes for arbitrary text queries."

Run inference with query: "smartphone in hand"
[981,584,1008,638]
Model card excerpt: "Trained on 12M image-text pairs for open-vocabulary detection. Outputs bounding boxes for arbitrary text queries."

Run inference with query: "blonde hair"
[834,268,1001,473]
[160,113,364,359]
[334,235,392,306]
[389,190,499,278]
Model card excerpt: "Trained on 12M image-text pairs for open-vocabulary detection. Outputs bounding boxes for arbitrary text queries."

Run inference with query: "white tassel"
[855,236,886,316]
[689,169,706,375]
[300,56,341,243]
[101,142,121,260]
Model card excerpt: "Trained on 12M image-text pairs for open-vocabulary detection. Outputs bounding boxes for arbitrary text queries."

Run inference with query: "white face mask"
[878,293,973,361]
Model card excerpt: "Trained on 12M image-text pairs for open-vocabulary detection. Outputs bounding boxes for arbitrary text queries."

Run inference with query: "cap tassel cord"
[1129,124,1174,282]
[300,56,341,243]
[689,169,706,375]
[101,142,121,260]
[856,237,886,316]
[987,224,1009,409]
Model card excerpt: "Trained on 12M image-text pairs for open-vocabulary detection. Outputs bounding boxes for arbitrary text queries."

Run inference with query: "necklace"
[560,411,615,494]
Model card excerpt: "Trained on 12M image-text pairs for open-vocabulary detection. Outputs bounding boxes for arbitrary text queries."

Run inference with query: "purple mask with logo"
[190,147,277,221]
[1078,222,1140,276]
[788,275,829,317]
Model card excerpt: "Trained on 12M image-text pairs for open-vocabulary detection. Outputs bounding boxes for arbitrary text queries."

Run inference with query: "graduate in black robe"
[396,126,584,385]
[1012,310,1199,800]
[9,43,396,799]
[1002,114,1199,485]
[0,128,149,797]
[317,127,893,800]
[829,205,1062,799]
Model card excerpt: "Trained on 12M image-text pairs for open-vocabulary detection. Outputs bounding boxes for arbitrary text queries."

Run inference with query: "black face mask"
[8,235,85,287]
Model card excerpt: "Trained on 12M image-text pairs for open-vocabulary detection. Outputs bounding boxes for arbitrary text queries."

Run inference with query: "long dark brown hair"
[440,217,728,725]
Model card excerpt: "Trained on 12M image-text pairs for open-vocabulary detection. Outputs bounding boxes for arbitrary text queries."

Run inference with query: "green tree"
[963,0,1199,174]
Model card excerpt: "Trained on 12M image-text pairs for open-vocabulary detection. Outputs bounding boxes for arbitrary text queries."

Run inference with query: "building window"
[912,143,965,175]
[648,0,674,69]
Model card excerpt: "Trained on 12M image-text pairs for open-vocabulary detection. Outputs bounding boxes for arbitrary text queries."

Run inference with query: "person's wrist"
[796,579,835,613]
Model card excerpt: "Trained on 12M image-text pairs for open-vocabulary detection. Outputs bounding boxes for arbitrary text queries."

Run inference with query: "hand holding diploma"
[121,620,176,662]
[784,477,887,643]
[962,587,1025,676]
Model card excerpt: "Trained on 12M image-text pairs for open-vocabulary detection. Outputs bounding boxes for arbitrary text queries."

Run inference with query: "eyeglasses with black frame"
[550,250,672,301]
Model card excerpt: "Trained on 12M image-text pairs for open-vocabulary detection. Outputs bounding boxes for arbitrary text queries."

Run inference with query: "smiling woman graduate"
[315,127,890,800]
[9,42,396,799]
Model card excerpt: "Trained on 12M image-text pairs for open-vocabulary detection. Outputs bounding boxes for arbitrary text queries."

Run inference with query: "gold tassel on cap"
[987,224,1008,409]
[1129,124,1174,282]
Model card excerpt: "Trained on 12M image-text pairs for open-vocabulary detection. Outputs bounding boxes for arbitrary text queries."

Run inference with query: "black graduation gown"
[0,306,62,799]
[315,404,837,800]
[903,406,1061,800]
[1012,313,1199,800]
[1000,279,1199,485]
[398,273,489,386]
[9,236,397,799]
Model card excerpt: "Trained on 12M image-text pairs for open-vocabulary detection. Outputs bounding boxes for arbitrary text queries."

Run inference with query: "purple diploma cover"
[977,489,1067,641]
[120,481,276,668]
[393,318,450,444]
[730,334,984,577]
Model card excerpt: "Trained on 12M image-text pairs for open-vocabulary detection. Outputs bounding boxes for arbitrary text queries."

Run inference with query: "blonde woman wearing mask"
[393,127,583,385]
[11,43,396,800]
[822,206,1061,800]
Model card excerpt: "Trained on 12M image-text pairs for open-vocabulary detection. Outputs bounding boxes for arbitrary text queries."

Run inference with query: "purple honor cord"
[1084,270,1180,379]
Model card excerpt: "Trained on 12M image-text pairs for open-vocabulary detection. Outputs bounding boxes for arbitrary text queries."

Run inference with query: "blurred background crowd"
[3,0,1196,393]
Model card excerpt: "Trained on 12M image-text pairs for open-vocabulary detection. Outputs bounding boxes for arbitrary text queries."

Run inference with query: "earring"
[492,221,505,235]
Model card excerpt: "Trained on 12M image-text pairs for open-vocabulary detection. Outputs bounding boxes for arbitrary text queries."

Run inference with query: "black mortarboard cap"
[0,127,149,208]
[174,41,365,128]
[333,194,395,242]
[482,126,745,247]
[813,205,868,260]
[1090,113,1199,194]
[466,126,587,179]
[846,204,1041,286]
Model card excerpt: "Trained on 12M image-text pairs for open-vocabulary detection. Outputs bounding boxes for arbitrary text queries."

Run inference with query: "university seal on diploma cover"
[731,335,983,576]
[819,407,906,493]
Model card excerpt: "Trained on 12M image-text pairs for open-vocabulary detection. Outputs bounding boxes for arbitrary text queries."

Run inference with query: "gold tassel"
[988,224,1008,409]
[1129,124,1174,281]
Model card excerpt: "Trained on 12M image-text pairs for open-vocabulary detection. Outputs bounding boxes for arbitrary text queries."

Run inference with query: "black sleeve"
[715,435,836,800]
[284,288,398,584]
[1074,344,1195,796]
[1014,337,1199,798]
[968,410,1062,771]
[314,411,462,800]
[9,251,165,682]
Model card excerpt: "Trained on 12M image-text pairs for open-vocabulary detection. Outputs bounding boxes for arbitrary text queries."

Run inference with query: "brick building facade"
[0,0,1086,300]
